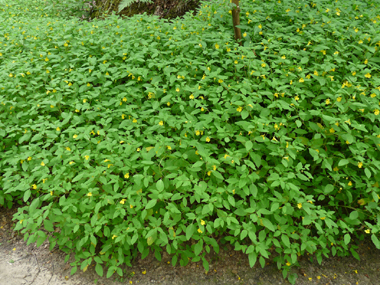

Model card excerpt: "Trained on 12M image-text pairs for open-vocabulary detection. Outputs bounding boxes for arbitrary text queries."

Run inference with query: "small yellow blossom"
[365,229,371,234]
[120,199,126,204]
[41,161,45,166]
[374,109,380,115]
[299,78,304,82]
[73,134,78,139]
[348,181,353,186]
[85,155,90,160]
[201,220,206,225]
[297,203,302,209]
[337,97,342,102]
[326,99,331,104]
[198,229,203,233]
[365,73,371,78]
[358,162,363,168]
[87,192,92,197]
[124,173,129,179]
[159,121,164,126]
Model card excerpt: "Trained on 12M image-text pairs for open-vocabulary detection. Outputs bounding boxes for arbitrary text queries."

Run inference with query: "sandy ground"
[1,205,380,285]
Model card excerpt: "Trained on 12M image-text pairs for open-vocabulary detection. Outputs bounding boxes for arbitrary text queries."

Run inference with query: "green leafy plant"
[1,0,380,284]
[118,0,153,13]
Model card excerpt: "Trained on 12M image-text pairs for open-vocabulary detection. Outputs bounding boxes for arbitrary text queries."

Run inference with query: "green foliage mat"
[1,0,380,283]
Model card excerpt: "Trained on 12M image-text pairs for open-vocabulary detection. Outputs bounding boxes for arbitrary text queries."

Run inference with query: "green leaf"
[344,233,351,245]
[228,195,235,207]
[324,184,334,194]
[145,199,157,209]
[371,234,380,249]
[202,256,209,272]
[281,235,290,248]
[156,180,164,192]
[107,267,115,278]
[365,168,371,178]
[248,252,257,268]
[186,224,195,240]
[262,218,275,232]
[350,248,360,261]
[95,263,103,277]
[70,266,78,276]
[43,219,54,232]
[338,159,349,167]
[245,140,253,152]
[194,240,203,256]
[23,190,31,202]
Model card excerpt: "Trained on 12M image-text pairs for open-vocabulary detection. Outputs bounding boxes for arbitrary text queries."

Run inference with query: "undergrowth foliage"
[1,0,380,283]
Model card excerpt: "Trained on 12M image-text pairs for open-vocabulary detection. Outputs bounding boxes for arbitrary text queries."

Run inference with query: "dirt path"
[1,205,380,285]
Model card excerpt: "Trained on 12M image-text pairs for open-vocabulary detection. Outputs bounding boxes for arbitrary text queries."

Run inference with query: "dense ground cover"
[1,0,380,283]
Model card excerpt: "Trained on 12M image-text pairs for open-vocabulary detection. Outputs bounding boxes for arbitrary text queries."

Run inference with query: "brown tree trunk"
[231,0,242,46]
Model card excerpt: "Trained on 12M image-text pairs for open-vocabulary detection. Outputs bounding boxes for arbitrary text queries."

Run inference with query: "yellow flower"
[69,161,75,165]
[85,155,90,160]
[365,73,371,78]
[364,59,368,64]
[297,203,302,209]
[348,181,352,186]
[176,88,180,92]
[281,55,286,59]
[41,161,45,166]
[352,71,356,76]
[358,162,363,168]
[120,141,124,144]
[299,78,304,82]
[374,109,380,115]
[167,145,172,150]
[56,127,60,131]
[295,96,299,101]
[371,94,376,98]
[196,130,200,136]
[142,270,146,275]
[236,106,243,112]
[329,128,335,133]
[365,229,371,234]
[314,71,319,76]
[73,134,78,139]
[130,204,134,209]
[337,97,342,102]
[133,118,137,123]
[159,121,164,126]
[206,137,210,142]
[197,229,203,234]
[32,184,37,189]
[286,262,291,266]
[320,217,325,220]
[66,147,71,151]
[189,94,194,99]
[261,63,266,67]
[258,24,262,29]
[243,32,247,37]
[124,173,129,179]
[215,43,219,49]
[137,148,141,152]
[112,235,117,240]
[87,192,92,197]
[50,105,54,108]
[326,99,331,105]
